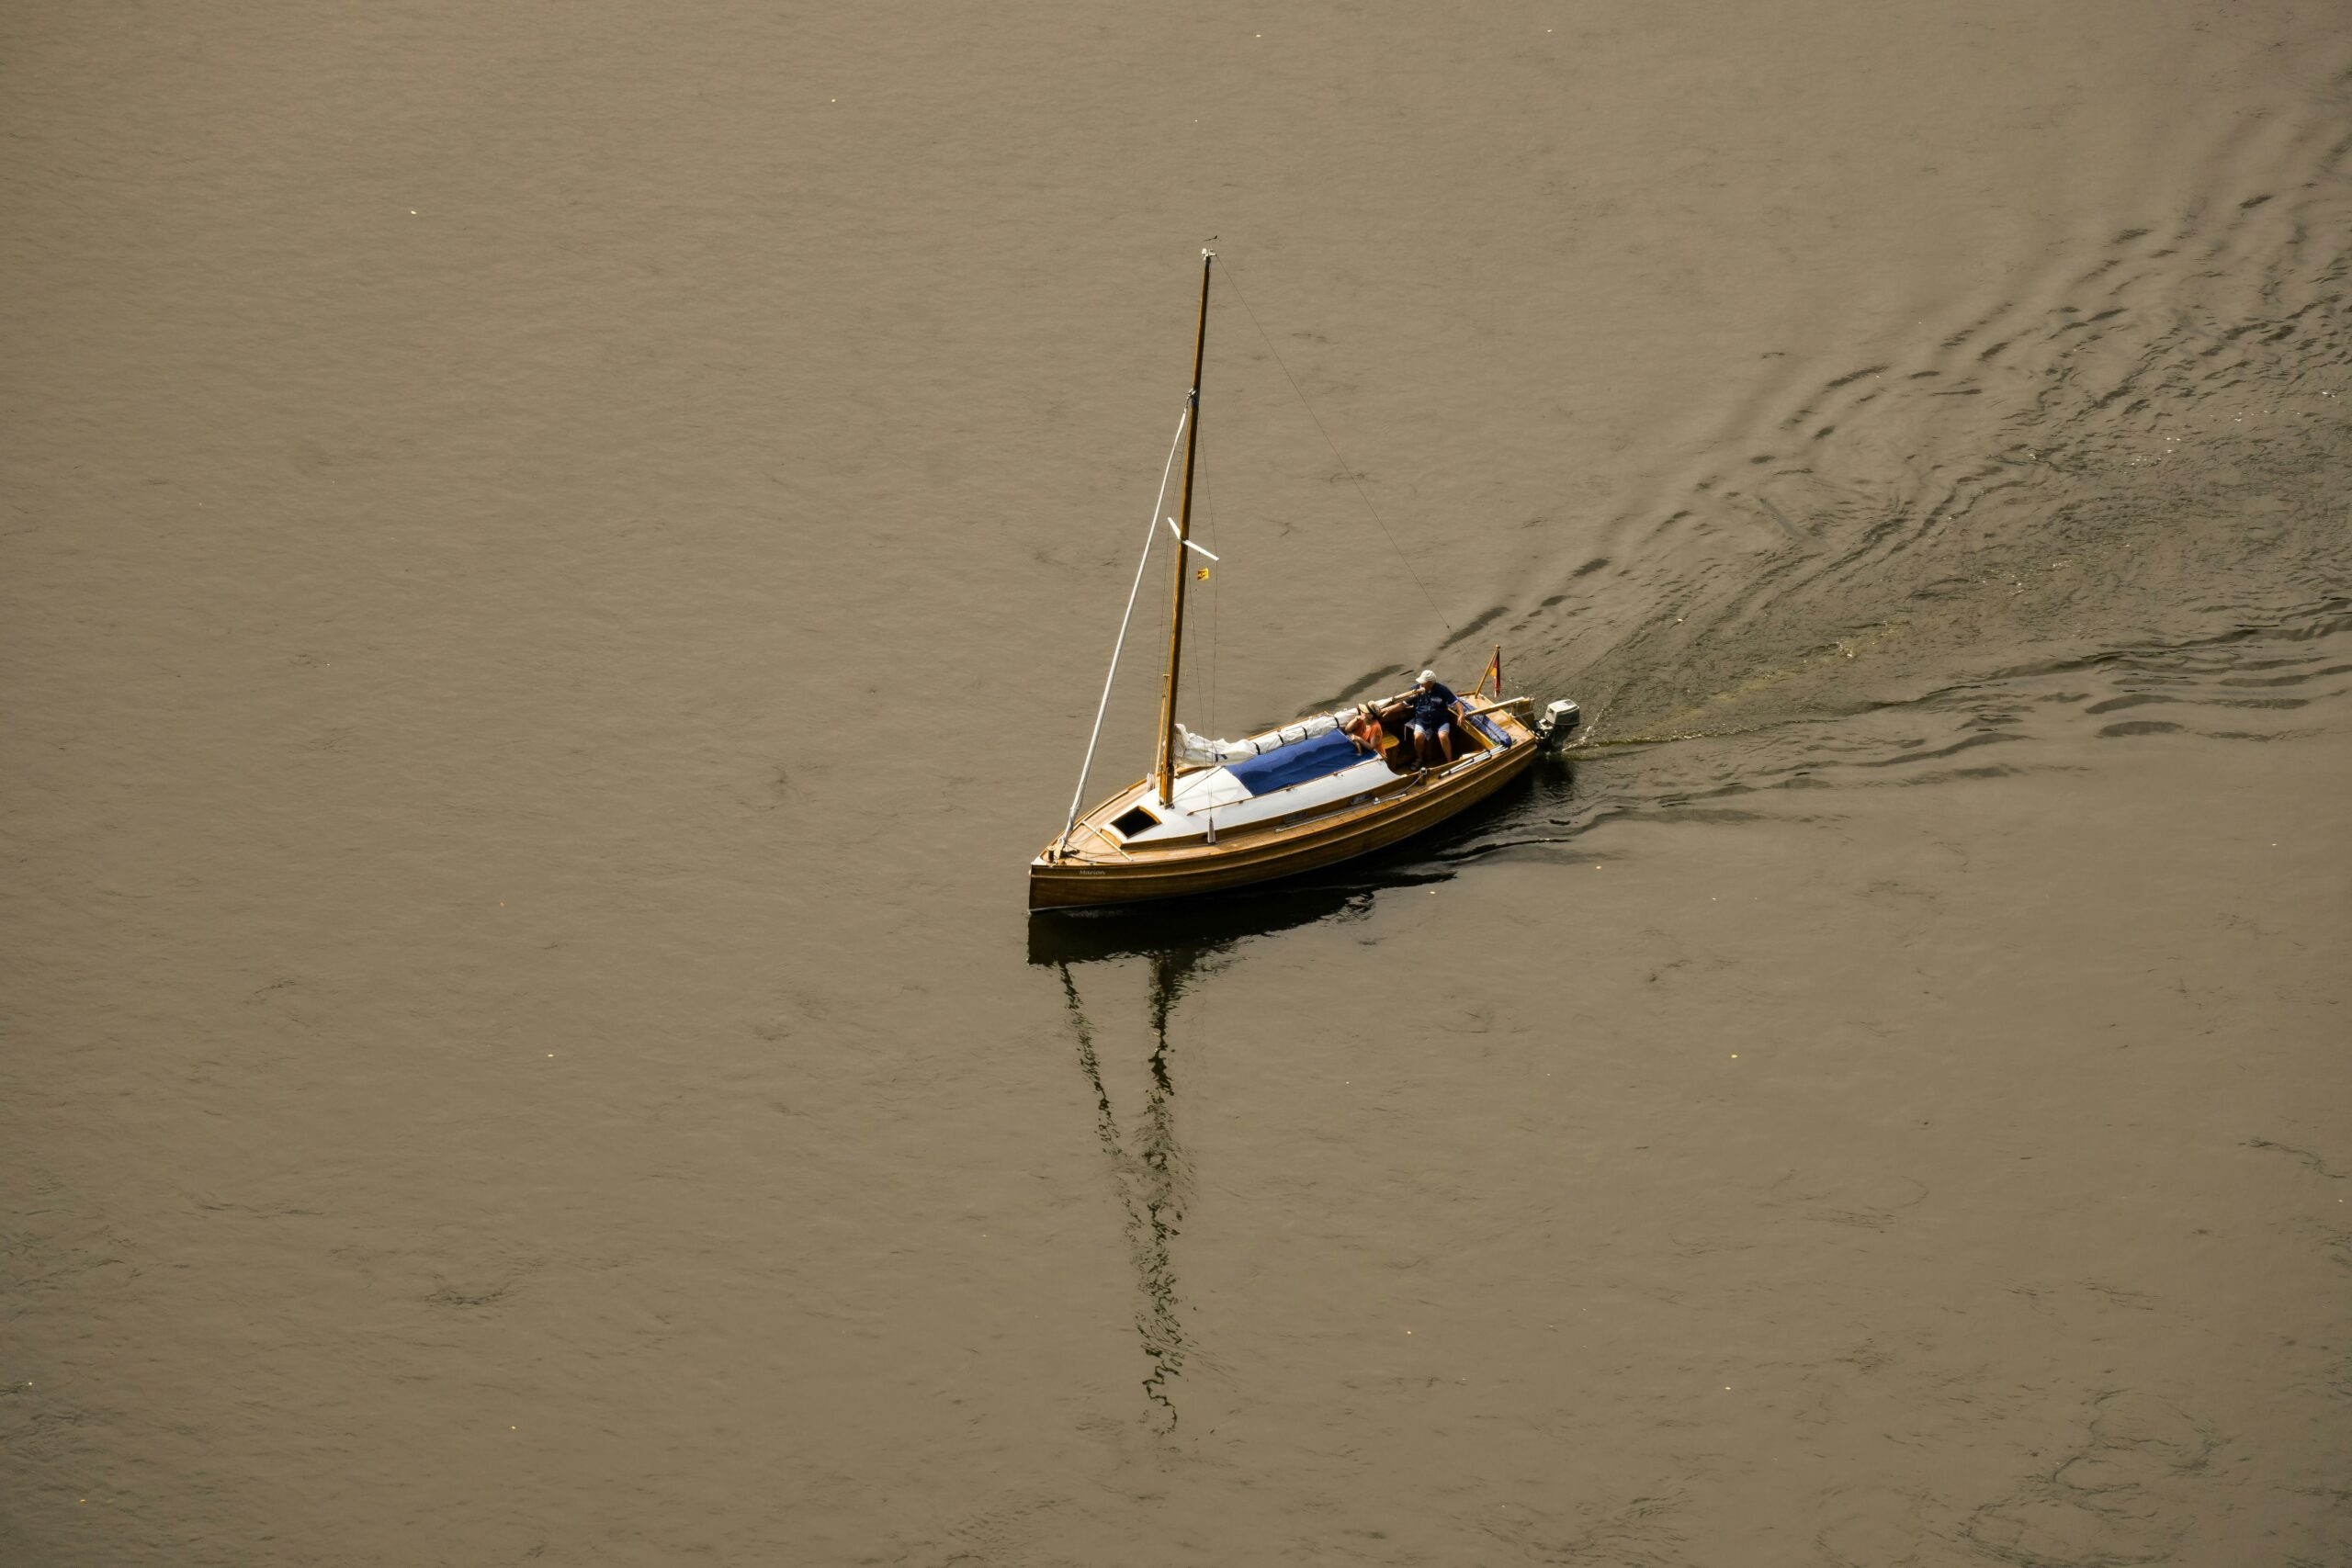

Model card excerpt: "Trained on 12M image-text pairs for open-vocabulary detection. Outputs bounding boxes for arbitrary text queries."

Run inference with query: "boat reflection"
[1028,755,1573,1428]
[1031,883,1374,1431]
[1026,880,1379,968]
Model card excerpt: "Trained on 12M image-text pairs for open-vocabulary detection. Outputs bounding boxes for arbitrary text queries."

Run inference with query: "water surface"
[5,4,2348,1563]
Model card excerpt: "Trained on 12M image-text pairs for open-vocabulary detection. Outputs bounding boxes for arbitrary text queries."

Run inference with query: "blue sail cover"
[1465,708,1512,748]
[1224,728,1366,796]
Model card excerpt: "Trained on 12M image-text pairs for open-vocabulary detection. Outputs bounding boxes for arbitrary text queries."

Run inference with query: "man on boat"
[1406,669,1461,768]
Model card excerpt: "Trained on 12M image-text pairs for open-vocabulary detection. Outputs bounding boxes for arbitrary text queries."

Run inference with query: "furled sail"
[1173,712,1343,765]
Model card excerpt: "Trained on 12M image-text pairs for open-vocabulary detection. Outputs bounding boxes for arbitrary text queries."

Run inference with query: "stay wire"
[1219,261,1453,636]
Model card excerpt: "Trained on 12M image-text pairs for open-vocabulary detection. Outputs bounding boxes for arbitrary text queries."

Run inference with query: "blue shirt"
[1409,681,1458,728]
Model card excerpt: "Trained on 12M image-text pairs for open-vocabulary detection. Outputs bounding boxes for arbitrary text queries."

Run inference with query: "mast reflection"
[1033,885,1371,1430]
[1026,755,1569,1427]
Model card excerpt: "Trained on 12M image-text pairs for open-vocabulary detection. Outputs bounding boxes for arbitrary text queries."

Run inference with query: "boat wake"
[1440,77,2352,850]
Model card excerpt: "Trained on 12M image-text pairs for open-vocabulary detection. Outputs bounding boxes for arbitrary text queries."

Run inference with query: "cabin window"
[1110,805,1160,839]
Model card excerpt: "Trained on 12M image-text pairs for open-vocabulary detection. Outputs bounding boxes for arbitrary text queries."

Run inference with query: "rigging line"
[1058,402,1193,858]
[1220,261,1454,635]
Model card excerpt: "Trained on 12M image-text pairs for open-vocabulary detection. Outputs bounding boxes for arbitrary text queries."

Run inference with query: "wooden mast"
[1155,247,1214,807]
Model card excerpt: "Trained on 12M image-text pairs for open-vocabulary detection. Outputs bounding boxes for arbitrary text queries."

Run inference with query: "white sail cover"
[1174,712,1345,765]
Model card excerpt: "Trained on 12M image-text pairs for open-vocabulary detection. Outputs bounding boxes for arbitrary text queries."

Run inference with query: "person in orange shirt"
[1341,704,1390,758]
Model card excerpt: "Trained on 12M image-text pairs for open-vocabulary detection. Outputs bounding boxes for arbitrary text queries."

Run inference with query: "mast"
[1155,246,1214,807]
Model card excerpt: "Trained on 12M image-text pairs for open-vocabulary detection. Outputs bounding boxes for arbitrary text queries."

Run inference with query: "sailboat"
[1029,249,1579,912]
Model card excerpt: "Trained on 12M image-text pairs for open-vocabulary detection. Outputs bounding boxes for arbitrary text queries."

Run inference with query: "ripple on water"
[1408,595,2349,876]
[1487,79,2351,797]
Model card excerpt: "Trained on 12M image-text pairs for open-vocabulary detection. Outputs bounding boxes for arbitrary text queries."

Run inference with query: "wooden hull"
[1029,712,1542,910]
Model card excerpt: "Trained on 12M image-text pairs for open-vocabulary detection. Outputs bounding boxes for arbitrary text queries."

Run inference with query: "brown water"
[6,4,2350,1564]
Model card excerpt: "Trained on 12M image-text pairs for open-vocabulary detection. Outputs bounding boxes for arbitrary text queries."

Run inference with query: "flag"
[1479,644,1503,698]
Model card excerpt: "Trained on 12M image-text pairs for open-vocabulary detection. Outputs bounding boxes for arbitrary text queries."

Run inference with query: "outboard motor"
[1536,698,1582,751]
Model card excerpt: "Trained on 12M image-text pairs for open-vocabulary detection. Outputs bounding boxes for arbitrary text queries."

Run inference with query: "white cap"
[1418,669,1438,684]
